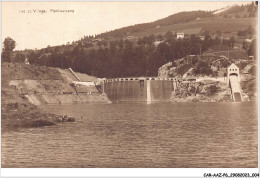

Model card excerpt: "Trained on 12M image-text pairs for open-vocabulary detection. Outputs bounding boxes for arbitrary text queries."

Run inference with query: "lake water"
[1,102,258,168]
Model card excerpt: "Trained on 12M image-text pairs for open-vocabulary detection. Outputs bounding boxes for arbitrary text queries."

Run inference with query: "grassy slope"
[127,17,256,38]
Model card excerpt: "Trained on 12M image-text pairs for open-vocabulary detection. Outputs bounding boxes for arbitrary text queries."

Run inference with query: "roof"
[245,39,253,43]
[228,63,239,69]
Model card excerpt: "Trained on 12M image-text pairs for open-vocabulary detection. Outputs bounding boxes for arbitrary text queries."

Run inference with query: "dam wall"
[104,78,175,103]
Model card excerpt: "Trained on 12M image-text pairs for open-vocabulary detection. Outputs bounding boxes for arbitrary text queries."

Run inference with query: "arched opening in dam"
[229,73,238,77]
[104,78,175,103]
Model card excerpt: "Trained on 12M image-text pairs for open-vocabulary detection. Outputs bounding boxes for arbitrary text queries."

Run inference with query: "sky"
[2,1,252,50]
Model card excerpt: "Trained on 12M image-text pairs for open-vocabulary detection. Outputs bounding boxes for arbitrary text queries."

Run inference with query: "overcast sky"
[2,1,252,50]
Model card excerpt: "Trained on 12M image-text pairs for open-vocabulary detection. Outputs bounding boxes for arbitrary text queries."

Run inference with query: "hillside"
[97,11,213,38]
[95,3,257,40]
[9,2,257,79]
[2,63,110,130]
[124,17,256,39]
[215,3,257,18]
[158,53,257,102]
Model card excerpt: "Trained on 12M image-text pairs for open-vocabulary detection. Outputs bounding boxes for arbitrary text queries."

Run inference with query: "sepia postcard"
[1,1,258,177]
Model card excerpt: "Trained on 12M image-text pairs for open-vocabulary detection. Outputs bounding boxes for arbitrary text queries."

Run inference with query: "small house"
[198,36,205,40]
[177,32,184,39]
[24,58,30,65]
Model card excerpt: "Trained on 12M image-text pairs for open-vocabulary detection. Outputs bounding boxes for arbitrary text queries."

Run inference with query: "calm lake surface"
[1,102,258,168]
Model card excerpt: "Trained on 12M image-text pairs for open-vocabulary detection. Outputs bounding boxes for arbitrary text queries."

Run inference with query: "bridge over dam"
[103,77,177,103]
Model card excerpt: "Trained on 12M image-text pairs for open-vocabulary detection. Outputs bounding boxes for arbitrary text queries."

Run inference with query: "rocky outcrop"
[158,62,173,78]
[158,54,256,102]
[240,65,257,101]
[171,80,233,102]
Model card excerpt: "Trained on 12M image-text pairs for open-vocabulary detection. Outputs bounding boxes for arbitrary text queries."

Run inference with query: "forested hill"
[8,3,257,78]
[97,11,213,38]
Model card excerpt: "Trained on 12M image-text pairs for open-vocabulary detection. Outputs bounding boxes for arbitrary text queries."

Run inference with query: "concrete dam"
[103,78,176,103]
[102,63,243,103]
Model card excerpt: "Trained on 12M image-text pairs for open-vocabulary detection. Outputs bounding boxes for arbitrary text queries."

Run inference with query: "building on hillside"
[248,56,254,60]
[177,32,184,39]
[227,63,240,83]
[125,36,135,40]
[24,58,30,65]
[92,38,103,42]
[245,38,254,43]
[244,38,255,49]
[198,36,205,40]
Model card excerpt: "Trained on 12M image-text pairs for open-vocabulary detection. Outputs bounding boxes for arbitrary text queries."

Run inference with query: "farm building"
[177,32,184,39]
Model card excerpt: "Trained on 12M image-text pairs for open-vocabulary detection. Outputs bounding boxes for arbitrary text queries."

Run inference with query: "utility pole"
[228,47,229,59]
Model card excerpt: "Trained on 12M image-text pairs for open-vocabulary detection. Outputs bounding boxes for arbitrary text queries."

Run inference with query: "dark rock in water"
[62,115,68,119]
[56,115,75,122]
[61,115,67,122]
[67,117,75,122]
[56,117,63,122]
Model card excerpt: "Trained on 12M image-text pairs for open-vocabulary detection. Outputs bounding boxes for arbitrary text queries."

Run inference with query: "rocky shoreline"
[1,99,76,131]
[1,62,110,130]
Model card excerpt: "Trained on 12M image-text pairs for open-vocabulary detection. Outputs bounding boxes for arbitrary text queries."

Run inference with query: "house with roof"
[177,32,184,39]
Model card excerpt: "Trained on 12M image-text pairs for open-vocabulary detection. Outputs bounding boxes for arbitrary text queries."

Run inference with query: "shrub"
[194,60,213,75]
[206,85,218,96]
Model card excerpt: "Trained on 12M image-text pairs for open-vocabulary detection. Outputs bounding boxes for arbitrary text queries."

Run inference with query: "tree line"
[22,33,233,78]
[3,30,254,78]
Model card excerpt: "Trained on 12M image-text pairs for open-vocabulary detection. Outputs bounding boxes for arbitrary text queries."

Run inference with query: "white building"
[24,58,30,65]
[177,32,184,39]
[227,63,240,83]
[198,36,205,40]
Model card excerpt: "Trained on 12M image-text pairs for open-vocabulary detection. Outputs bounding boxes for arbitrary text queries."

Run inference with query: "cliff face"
[171,80,233,102]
